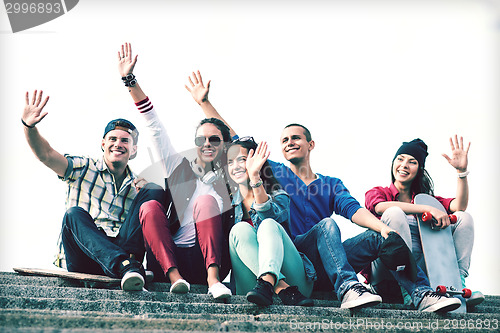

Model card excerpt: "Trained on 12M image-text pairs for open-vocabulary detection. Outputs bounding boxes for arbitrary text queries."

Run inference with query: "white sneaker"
[208,282,232,299]
[121,271,145,291]
[418,291,461,312]
[341,283,382,309]
[170,278,190,294]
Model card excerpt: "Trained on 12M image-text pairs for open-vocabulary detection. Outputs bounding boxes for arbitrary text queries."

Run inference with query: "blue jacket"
[232,189,291,236]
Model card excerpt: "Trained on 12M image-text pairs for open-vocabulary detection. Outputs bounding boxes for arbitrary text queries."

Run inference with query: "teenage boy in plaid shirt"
[21,90,164,291]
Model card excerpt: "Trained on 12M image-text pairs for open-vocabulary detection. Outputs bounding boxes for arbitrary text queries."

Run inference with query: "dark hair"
[284,123,312,142]
[391,162,434,196]
[229,138,282,195]
[197,118,232,143]
[195,118,232,170]
[195,119,235,209]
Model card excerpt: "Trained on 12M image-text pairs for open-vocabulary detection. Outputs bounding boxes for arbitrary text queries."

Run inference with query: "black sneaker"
[118,258,145,291]
[278,286,314,307]
[246,278,274,306]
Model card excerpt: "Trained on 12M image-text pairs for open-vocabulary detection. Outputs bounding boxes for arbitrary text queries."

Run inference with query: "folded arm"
[374,201,452,229]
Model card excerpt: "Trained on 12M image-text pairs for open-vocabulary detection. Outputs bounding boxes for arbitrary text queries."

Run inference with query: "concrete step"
[2,308,500,333]
[1,271,499,332]
[2,283,498,316]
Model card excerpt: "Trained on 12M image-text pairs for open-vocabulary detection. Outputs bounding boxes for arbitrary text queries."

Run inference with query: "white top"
[141,105,222,247]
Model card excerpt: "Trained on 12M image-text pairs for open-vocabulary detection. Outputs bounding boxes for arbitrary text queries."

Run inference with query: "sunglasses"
[194,135,222,147]
[232,136,256,145]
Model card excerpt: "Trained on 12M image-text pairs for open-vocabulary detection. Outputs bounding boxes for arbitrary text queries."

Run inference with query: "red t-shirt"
[365,183,454,218]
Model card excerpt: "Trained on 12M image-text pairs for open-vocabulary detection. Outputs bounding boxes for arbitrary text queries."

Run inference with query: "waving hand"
[442,135,470,172]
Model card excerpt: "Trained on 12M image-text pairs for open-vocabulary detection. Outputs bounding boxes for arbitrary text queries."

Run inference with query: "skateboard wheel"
[449,215,457,224]
[462,288,472,298]
[436,285,447,295]
[422,212,432,222]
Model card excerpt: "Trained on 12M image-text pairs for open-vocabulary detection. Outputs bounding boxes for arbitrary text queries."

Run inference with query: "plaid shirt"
[60,155,137,237]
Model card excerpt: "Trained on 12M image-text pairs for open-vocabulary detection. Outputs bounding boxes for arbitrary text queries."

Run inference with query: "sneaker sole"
[121,272,144,291]
[422,298,462,312]
[211,292,232,300]
[170,280,190,294]
[341,295,382,309]
[246,291,272,306]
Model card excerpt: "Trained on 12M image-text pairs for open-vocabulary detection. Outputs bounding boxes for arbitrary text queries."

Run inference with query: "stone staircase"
[0,271,499,332]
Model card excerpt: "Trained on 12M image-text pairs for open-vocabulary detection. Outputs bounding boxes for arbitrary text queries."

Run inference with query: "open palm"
[118,42,138,77]
[185,70,210,105]
[442,135,470,172]
[23,90,49,127]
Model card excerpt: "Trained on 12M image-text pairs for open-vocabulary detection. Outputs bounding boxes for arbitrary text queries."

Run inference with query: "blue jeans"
[61,183,164,278]
[294,218,433,306]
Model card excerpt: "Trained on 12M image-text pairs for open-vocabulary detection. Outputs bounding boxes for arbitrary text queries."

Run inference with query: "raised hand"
[442,135,470,172]
[22,90,49,128]
[185,70,211,105]
[118,42,138,77]
[246,141,271,180]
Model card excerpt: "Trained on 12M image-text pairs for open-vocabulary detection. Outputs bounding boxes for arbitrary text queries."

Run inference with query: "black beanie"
[393,138,428,168]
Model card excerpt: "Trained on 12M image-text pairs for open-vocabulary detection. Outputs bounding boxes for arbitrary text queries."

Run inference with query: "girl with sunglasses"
[118,43,233,299]
[227,137,314,306]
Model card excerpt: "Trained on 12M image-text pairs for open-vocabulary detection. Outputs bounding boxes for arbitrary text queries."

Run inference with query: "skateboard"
[13,267,121,288]
[415,194,466,313]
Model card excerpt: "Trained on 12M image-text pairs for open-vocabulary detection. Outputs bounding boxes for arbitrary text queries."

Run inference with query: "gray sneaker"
[418,291,461,312]
[341,283,382,309]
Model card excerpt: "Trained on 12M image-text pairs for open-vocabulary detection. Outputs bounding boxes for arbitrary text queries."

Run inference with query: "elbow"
[373,205,385,216]
[36,152,51,165]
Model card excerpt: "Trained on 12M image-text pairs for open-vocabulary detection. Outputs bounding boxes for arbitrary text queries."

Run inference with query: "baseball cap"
[103,119,139,143]
[103,118,139,159]
[378,232,417,282]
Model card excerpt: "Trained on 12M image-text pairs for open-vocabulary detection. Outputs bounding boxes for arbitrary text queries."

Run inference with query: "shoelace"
[350,284,370,296]
[424,291,443,299]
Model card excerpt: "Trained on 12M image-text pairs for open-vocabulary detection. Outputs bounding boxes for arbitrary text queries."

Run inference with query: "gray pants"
[381,206,474,277]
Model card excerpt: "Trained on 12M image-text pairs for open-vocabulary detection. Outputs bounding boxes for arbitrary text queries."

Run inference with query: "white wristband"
[458,170,469,178]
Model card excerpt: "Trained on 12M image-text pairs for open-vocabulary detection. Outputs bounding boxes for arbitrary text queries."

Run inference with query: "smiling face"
[195,123,224,166]
[102,129,136,167]
[280,126,314,164]
[227,145,249,185]
[392,154,419,185]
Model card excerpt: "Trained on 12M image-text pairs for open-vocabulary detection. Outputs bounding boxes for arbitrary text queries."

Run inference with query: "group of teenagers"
[21,43,483,313]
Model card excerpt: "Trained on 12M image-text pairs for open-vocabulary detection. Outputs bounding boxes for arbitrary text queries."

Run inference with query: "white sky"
[1,0,499,295]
